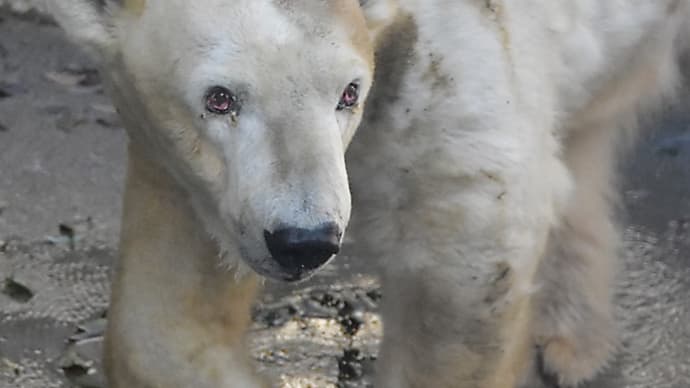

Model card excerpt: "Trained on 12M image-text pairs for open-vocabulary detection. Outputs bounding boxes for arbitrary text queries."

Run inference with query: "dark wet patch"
[252,284,380,385]
[0,7,56,26]
[0,81,27,98]
[2,277,34,303]
[254,286,380,328]
[655,133,690,159]
[337,349,365,385]
[253,303,299,328]
[0,122,7,132]
[365,289,382,303]
[360,13,418,125]
[336,300,363,337]
[334,291,375,387]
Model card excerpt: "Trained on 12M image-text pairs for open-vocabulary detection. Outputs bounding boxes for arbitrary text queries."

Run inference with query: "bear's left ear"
[359,0,398,41]
[48,0,141,58]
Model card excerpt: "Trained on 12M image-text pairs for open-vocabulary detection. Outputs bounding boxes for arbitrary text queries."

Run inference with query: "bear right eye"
[205,86,238,115]
[337,82,360,111]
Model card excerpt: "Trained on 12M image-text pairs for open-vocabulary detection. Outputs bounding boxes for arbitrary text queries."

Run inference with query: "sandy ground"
[2,6,690,388]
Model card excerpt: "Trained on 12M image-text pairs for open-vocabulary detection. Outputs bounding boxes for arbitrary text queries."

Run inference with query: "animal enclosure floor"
[2,8,690,388]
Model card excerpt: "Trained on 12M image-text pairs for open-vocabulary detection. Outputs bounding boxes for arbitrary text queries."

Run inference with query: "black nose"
[264,223,341,277]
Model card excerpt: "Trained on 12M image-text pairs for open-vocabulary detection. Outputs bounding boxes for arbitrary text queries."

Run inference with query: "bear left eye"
[205,86,237,115]
[337,82,360,111]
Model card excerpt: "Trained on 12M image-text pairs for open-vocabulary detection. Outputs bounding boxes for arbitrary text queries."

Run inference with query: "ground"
[1,5,690,388]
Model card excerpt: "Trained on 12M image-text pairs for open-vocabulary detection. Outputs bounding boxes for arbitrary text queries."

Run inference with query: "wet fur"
[49,0,690,387]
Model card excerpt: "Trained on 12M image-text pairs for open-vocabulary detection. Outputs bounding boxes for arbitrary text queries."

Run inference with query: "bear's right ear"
[359,0,398,41]
[48,0,132,58]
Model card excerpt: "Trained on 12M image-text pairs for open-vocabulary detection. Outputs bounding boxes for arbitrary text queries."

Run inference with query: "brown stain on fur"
[478,0,519,97]
[483,0,512,52]
[482,263,534,388]
[105,147,262,387]
[422,52,453,93]
[183,275,259,350]
[484,262,513,306]
[181,275,259,376]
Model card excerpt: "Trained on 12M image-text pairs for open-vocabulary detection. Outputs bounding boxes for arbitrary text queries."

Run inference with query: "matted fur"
[48,0,689,387]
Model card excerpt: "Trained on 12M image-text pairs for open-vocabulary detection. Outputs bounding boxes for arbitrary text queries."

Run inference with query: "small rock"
[95,117,121,129]
[45,67,100,88]
[59,223,76,239]
[91,103,122,128]
[1,357,23,376]
[90,103,116,115]
[45,223,78,249]
[365,289,382,302]
[254,303,299,328]
[55,110,87,132]
[70,318,108,342]
[2,277,34,303]
[0,81,27,98]
[59,336,105,388]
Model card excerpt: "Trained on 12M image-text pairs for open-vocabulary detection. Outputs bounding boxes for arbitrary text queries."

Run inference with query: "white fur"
[348,1,689,387]
[49,0,689,387]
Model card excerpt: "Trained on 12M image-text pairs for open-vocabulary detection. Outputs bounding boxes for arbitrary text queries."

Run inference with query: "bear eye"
[337,82,360,111]
[205,86,237,115]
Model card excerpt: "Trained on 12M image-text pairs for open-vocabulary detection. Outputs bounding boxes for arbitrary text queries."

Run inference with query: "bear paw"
[536,333,616,388]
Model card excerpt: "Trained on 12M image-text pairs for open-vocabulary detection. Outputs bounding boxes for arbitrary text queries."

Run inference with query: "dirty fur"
[48,0,690,387]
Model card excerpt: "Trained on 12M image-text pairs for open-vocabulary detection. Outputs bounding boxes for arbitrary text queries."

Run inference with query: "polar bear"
[50,0,689,387]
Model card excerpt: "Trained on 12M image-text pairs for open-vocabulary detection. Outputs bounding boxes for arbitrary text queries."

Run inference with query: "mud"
[1,7,690,388]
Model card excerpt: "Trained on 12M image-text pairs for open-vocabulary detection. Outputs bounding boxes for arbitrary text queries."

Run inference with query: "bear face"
[54,0,379,281]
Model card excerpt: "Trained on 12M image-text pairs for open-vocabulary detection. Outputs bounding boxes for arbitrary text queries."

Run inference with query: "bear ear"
[359,0,398,41]
[48,0,134,57]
